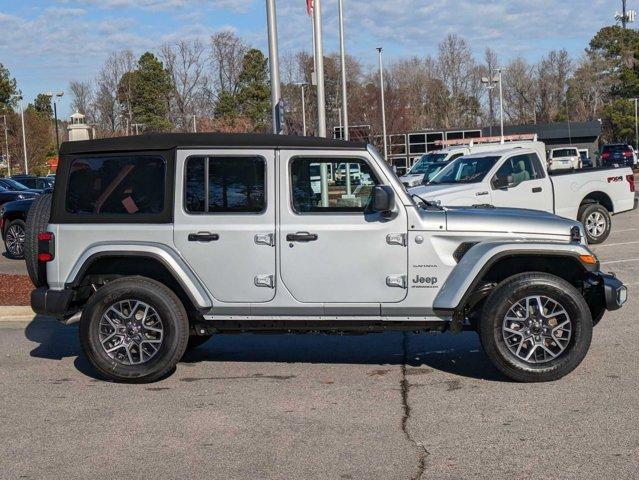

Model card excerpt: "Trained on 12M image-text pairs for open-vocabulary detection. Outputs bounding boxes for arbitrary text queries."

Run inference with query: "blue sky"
[0,0,625,117]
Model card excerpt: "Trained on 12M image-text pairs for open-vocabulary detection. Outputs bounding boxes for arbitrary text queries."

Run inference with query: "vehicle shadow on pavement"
[24,317,507,382]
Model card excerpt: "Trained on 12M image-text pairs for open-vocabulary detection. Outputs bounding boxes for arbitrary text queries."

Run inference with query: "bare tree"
[69,80,94,120]
[94,52,124,133]
[210,31,247,94]
[502,57,538,125]
[482,47,499,131]
[161,39,208,132]
[536,49,572,123]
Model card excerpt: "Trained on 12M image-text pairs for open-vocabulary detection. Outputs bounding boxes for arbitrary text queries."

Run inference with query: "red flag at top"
[307,0,313,16]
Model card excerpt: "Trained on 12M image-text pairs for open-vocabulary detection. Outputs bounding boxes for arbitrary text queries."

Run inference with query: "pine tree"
[0,64,18,113]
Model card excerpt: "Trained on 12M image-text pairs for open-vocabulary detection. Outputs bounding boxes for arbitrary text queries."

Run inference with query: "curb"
[0,306,35,322]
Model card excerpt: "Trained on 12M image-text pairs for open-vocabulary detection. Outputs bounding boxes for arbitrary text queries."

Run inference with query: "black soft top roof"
[59,133,367,155]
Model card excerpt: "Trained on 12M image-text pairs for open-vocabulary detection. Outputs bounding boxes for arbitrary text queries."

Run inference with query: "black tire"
[4,219,26,259]
[578,203,611,245]
[25,193,52,287]
[479,272,593,383]
[79,276,189,383]
[186,334,213,351]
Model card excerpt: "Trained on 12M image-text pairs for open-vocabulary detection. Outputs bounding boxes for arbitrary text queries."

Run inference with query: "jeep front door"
[173,149,276,303]
[279,151,408,304]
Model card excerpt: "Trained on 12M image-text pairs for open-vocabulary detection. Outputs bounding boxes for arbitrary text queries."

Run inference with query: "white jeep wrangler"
[28,134,627,383]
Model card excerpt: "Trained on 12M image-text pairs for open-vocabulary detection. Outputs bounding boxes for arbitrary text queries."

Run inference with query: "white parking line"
[594,241,639,248]
[601,258,639,265]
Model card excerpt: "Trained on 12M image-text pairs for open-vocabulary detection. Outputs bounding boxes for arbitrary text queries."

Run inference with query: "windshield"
[408,153,449,174]
[552,149,578,158]
[428,155,500,185]
[417,163,448,184]
[0,179,29,191]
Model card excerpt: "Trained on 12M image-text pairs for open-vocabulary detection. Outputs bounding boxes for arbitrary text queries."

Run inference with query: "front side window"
[428,155,500,185]
[492,154,539,188]
[290,157,380,213]
[66,155,166,215]
[185,156,266,214]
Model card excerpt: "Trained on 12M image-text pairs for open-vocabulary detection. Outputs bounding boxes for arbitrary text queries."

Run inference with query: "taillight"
[37,231,55,262]
[602,152,610,159]
[627,174,636,193]
[623,151,633,157]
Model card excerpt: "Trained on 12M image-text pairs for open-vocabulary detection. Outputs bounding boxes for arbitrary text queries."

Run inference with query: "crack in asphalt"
[401,332,429,480]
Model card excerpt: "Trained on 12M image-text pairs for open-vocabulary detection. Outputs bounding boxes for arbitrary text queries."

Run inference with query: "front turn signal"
[580,254,598,265]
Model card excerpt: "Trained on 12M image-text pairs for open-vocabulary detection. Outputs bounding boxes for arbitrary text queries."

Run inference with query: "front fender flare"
[433,240,596,313]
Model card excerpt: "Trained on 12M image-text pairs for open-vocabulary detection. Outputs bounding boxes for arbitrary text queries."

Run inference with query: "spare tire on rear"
[25,193,52,288]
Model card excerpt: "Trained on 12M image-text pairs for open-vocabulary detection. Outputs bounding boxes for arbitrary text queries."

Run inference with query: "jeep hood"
[445,206,580,238]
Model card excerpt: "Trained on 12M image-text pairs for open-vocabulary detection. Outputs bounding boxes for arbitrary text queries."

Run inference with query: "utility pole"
[338,0,349,141]
[623,0,628,28]
[266,0,282,134]
[377,47,388,161]
[2,115,9,176]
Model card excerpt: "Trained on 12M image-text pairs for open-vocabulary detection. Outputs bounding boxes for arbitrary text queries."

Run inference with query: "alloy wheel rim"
[586,212,606,238]
[5,224,25,256]
[502,295,572,364]
[99,300,164,366]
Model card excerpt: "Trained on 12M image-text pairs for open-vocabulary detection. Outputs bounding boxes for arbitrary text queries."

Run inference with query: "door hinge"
[386,275,407,289]
[254,275,275,289]
[254,233,275,247]
[386,233,407,247]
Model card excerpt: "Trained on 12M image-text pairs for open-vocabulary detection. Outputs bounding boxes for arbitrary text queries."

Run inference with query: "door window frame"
[287,155,383,216]
[182,154,268,217]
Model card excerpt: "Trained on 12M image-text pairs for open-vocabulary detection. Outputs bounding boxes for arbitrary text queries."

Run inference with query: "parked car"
[410,144,636,244]
[578,149,593,168]
[0,177,44,195]
[0,185,37,207]
[400,137,538,188]
[26,133,626,384]
[600,144,636,168]
[10,175,54,191]
[0,198,33,258]
[548,147,581,171]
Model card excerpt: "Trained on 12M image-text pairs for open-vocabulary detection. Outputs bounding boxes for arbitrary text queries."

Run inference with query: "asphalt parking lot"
[1,211,638,479]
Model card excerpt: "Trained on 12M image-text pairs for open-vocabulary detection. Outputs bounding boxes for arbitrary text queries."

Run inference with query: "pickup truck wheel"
[579,203,611,244]
[4,219,26,259]
[479,273,593,383]
[79,277,189,383]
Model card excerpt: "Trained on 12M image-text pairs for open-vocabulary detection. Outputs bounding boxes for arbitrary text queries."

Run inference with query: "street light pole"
[193,114,197,133]
[266,0,282,134]
[296,83,308,136]
[312,0,329,207]
[377,47,388,161]
[18,97,28,175]
[338,0,349,142]
[2,115,9,176]
[632,98,639,150]
[497,69,504,142]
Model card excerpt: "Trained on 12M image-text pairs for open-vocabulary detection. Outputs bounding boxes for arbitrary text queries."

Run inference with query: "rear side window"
[66,156,166,215]
[185,156,266,214]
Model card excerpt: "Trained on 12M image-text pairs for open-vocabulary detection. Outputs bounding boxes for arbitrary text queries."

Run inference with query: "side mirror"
[492,175,513,190]
[371,185,395,215]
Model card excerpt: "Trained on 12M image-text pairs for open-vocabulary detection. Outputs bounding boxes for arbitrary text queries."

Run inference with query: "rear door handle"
[532,187,543,193]
[286,232,318,243]
[188,232,220,242]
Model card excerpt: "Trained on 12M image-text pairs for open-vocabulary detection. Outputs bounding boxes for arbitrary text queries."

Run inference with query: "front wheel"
[79,276,189,383]
[579,203,611,245]
[479,272,593,383]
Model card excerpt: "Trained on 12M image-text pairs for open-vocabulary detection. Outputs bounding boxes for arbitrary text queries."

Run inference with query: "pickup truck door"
[278,150,409,304]
[490,153,554,213]
[173,149,276,303]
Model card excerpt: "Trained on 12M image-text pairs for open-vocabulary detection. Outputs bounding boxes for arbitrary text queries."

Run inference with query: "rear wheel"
[4,219,26,259]
[579,203,611,245]
[79,276,189,383]
[24,193,52,287]
[479,272,593,383]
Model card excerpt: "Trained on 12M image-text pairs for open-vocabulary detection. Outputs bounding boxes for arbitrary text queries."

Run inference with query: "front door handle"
[532,187,543,193]
[286,232,318,243]
[188,232,220,242]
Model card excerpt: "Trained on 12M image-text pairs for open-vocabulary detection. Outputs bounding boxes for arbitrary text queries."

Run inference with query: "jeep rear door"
[278,150,408,304]
[173,149,276,303]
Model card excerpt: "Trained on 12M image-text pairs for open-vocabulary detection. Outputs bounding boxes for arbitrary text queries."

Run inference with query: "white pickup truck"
[409,146,637,244]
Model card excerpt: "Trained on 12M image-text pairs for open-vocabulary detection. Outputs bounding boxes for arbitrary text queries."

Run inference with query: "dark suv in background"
[600,144,636,168]
[10,175,54,191]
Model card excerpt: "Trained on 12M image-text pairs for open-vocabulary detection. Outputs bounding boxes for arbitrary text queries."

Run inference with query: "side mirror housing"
[493,174,514,190]
[371,185,395,215]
